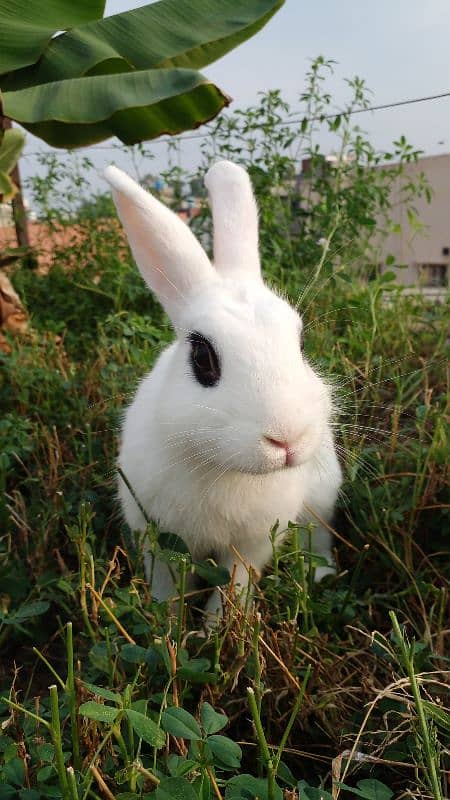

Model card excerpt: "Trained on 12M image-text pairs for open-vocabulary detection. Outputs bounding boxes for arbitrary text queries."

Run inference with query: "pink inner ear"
[105,165,214,324]
[205,160,261,280]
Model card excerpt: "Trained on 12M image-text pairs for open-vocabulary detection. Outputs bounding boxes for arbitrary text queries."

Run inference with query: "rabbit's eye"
[299,331,305,352]
[188,332,221,387]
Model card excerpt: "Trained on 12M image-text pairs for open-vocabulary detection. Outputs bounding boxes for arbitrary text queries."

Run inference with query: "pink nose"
[265,436,290,451]
[265,436,296,466]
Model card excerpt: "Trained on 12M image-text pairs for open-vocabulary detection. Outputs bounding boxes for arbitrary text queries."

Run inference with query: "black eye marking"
[299,329,305,352]
[188,332,221,387]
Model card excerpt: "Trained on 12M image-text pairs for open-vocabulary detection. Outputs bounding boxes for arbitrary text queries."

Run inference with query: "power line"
[21,89,450,158]
[289,90,450,125]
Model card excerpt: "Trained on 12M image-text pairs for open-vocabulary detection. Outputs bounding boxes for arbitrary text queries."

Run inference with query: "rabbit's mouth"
[260,430,319,472]
[264,436,298,468]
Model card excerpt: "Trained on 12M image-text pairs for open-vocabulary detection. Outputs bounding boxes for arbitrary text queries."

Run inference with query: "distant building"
[378,153,450,294]
[0,199,36,227]
[293,153,449,296]
[0,202,13,226]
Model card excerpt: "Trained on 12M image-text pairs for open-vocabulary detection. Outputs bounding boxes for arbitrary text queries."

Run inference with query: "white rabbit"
[104,160,342,623]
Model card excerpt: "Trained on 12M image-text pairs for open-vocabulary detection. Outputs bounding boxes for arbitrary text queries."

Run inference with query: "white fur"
[104,160,342,623]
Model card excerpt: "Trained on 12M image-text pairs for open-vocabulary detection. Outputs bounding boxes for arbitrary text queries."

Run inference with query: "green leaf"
[193,773,210,800]
[3,68,228,148]
[119,644,154,664]
[178,655,217,684]
[78,700,119,724]
[167,755,198,778]
[161,706,202,740]
[336,780,393,800]
[356,781,393,800]
[201,702,228,734]
[36,743,54,762]
[125,709,166,748]
[194,560,231,586]
[379,271,396,283]
[297,784,332,800]
[158,531,191,555]
[177,668,218,684]
[0,787,16,800]
[82,682,121,703]
[422,700,450,731]
[36,765,54,782]
[0,171,15,200]
[1,758,25,788]
[158,549,191,566]
[15,0,285,85]
[225,774,283,799]
[13,600,50,621]
[0,600,50,625]
[155,777,199,800]
[206,734,242,768]
[1,0,284,148]
[0,0,106,73]
[276,761,296,788]
[0,129,25,175]
[116,795,142,800]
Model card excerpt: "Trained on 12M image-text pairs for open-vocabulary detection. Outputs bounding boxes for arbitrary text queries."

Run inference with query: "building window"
[418,263,448,288]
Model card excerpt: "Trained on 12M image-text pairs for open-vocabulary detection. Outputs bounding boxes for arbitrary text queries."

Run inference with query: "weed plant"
[0,60,448,799]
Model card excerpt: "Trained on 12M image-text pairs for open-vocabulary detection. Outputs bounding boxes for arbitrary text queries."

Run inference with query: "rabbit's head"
[105,161,332,475]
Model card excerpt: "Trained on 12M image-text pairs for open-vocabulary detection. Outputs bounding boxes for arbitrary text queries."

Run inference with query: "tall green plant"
[194,57,430,287]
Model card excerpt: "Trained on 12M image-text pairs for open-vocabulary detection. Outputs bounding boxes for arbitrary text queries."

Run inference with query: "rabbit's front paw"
[203,588,224,631]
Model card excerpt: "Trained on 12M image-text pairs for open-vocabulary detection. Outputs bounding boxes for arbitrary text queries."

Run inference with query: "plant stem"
[67,766,79,800]
[273,664,311,772]
[117,466,150,523]
[32,647,65,688]
[81,728,116,800]
[176,557,187,655]
[90,764,116,800]
[112,721,129,764]
[338,544,370,618]
[49,684,70,800]
[87,583,136,645]
[298,554,309,632]
[133,761,160,786]
[0,696,50,730]
[75,507,97,643]
[66,623,81,772]
[390,612,443,800]
[252,612,262,716]
[247,687,276,800]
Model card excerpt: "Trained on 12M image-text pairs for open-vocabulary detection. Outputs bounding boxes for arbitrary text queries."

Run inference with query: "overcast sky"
[19,0,450,199]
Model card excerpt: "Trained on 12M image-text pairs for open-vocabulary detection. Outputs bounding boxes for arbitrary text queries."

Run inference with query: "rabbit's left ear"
[104,165,214,324]
[205,160,261,280]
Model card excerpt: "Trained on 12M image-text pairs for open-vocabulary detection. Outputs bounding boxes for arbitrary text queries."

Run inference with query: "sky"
[18,0,450,201]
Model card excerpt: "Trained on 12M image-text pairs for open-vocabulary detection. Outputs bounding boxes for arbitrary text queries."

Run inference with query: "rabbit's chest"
[150,467,305,559]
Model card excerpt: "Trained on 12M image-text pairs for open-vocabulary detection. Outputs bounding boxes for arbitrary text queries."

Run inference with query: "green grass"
[0,219,448,800]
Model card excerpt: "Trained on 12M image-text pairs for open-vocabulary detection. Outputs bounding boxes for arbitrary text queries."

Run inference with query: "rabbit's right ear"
[104,166,213,323]
[205,160,261,280]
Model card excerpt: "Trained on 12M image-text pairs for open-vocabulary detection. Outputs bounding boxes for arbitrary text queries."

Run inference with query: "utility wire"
[21,90,450,157]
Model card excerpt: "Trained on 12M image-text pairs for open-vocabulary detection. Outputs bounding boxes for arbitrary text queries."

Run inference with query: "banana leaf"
[0,0,106,73]
[8,0,284,87]
[0,0,284,147]
[2,68,229,147]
